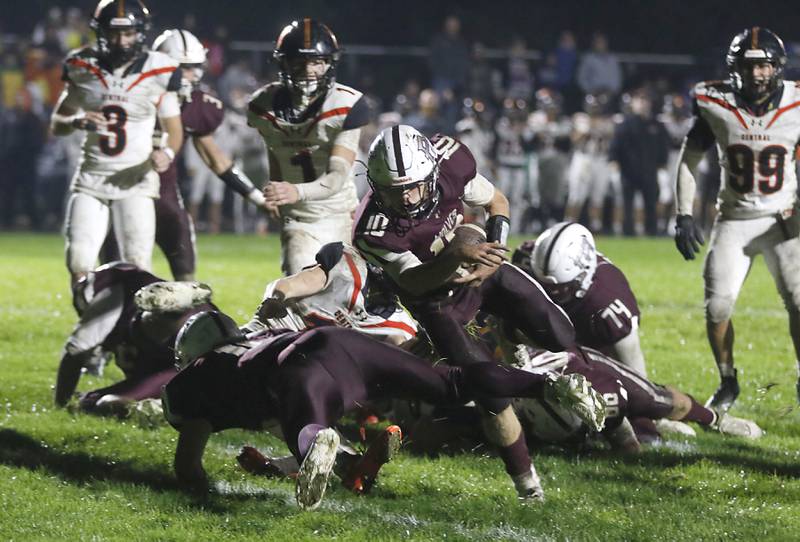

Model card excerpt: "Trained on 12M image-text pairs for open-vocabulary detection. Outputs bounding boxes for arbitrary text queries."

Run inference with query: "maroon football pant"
[272,328,548,460]
[79,367,178,411]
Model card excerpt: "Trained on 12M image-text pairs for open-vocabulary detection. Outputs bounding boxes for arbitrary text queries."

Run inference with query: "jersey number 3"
[99,105,127,156]
[726,144,787,195]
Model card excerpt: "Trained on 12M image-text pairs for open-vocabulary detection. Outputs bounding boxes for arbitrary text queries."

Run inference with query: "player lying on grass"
[54,262,214,415]
[512,222,694,439]
[163,315,605,509]
[242,241,417,346]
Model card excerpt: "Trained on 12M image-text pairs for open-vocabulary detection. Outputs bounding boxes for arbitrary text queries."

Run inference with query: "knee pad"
[480,405,522,447]
[705,294,735,323]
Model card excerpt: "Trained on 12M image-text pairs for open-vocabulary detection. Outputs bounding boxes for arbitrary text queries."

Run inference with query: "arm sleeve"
[462,173,496,207]
[675,139,706,215]
[610,327,648,377]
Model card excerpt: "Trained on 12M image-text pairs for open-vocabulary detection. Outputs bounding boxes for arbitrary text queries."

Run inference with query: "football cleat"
[82,346,112,377]
[133,281,212,313]
[654,419,697,438]
[715,414,764,439]
[295,428,340,510]
[512,464,545,503]
[545,373,606,432]
[705,370,739,413]
[341,425,402,494]
[129,398,165,430]
[237,447,299,478]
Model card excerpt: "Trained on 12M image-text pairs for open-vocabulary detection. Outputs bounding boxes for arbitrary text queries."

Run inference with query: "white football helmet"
[152,28,207,100]
[367,125,440,219]
[529,222,597,304]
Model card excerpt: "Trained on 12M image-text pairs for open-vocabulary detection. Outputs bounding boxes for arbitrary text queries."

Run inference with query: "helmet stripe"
[179,29,188,57]
[304,18,311,49]
[391,126,406,176]
[543,222,574,276]
[118,0,125,18]
[751,27,759,49]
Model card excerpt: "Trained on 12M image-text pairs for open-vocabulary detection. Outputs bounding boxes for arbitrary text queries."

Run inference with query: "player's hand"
[256,292,288,320]
[674,214,705,260]
[263,181,299,206]
[72,111,107,132]
[150,149,173,173]
[262,201,281,221]
[452,262,499,287]
[456,241,508,267]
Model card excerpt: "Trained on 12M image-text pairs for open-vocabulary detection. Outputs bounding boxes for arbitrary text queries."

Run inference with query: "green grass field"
[2,233,800,541]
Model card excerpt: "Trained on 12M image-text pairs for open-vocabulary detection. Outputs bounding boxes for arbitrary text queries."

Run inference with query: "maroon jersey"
[353,134,478,299]
[560,255,640,349]
[158,89,225,191]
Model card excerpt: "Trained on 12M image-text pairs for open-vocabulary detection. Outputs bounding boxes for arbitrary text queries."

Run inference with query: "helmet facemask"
[368,165,440,220]
[178,63,205,102]
[279,55,336,116]
[732,58,783,103]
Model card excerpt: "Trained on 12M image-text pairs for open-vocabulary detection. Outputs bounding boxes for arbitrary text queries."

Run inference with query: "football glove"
[674,214,705,260]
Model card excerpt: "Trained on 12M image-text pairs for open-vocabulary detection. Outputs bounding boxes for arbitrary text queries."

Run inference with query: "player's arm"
[174,418,213,491]
[608,330,648,378]
[255,266,328,320]
[50,85,106,136]
[674,103,715,260]
[193,134,268,209]
[264,131,359,206]
[150,92,184,173]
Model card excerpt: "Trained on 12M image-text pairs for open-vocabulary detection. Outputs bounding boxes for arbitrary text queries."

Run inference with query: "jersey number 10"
[726,144,787,195]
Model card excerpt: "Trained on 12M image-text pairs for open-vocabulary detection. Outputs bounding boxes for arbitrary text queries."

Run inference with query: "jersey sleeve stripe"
[248,103,288,134]
[67,58,108,89]
[126,66,177,91]
[343,253,362,312]
[766,100,800,129]
[696,94,748,130]
[304,107,351,136]
[362,320,417,337]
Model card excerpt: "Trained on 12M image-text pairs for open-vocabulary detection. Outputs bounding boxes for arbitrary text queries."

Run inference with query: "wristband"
[162,147,176,162]
[486,215,510,245]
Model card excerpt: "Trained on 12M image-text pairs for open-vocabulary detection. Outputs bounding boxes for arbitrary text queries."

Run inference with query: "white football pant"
[281,214,354,276]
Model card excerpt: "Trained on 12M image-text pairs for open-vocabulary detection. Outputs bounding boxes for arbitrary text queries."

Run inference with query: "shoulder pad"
[342,95,372,130]
[431,134,477,181]
[315,242,345,273]
[330,83,363,106]
[146,50,181,70]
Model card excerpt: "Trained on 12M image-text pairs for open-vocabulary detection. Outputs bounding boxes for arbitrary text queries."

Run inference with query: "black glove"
[674,214,705,260]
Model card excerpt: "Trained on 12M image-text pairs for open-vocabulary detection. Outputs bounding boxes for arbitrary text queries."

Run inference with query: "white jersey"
[62,48,180,199]
[256,243,417,343]
[693,80,800,219]
[247,82,368,220]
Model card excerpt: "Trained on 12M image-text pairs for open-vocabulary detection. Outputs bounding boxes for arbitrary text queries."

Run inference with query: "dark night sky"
[9,0,800,55]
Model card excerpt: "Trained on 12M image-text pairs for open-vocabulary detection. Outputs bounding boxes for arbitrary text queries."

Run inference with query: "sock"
[718,364,736,379]
[297,424,328,459]
[683,395,717,426]
[497,433,532,477]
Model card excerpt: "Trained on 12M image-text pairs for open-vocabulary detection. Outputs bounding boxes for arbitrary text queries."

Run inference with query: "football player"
[164,316,603,508]
[147,28,270,280]
[353,124,577,500]
[673,28,800,410]
[54,263,214,413]
[243,241,417,346]
[247,19,370,274]
[50,0,183,290]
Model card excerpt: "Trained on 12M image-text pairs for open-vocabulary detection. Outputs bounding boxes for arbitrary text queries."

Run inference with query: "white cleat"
[545,373,607,432]
[655,419,697,438]
[296,428,340,510]
[512,464,545,503]
[134,281,212,313]
[130,398,165,430]
[716,414,764,439]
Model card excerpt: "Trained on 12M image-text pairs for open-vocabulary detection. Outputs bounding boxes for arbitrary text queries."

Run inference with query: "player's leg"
[762,218,800,402]
[480,263,576,352]
[111,195,156,272]
[703,218,755,411]
[155,181,197,280]
[207,175,225,234]
[564,151,589,223]
[281,215,353,275]
[79,367,177,415]
[64,192,111,286]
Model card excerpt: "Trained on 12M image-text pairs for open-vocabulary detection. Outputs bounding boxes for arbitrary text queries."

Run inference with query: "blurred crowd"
[0,9,727,236]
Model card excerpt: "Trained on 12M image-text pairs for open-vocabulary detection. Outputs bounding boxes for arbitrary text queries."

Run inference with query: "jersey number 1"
[726,144,787,195]
[290,149,318,182]
[99,105,127,156]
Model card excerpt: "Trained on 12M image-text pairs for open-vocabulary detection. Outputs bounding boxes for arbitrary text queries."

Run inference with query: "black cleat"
[705,370,739,413]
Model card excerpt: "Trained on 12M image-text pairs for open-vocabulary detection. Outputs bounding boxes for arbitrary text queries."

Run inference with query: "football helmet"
[152,29,207,101]
[525,222,597,304]
[367,125,440,219]
[273,18,341,119]
[90,0,151,68]
[726,27,786,103]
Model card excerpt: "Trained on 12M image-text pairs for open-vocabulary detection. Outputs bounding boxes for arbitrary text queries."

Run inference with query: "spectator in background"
[554,31,578,90]
[0,87,45,229]
[608,90,670,236]
[467,43,503,108]
[428,15,470,97]
[63,8,92,51]
[506,36,535,100]
[0,50,25,109]
[393,79,421,117]
[577,33,622,98]
[205,26,229,81]
[403,88,445,137]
